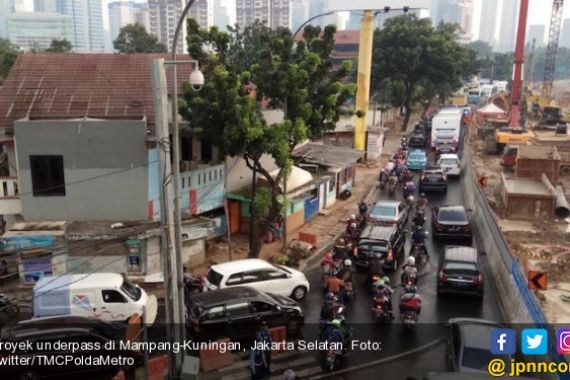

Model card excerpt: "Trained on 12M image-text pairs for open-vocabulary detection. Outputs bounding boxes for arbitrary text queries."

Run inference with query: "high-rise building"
[213,0,230,30]
[291,0,309,34]
[270,0,290,29]
[478,0,498,48]
[235,0,290,29]
[108,2,151,41]
[308,0,325,27]
[561,18,570,48]
[457,0,473,42]
[34,0,105,52]
[0,0,14,39]
[189,0,213,29]
[431,0,459,26]
[149,0,185,53]
[497,0,520,52]
[527,24,546,47]
[7,12,74,50]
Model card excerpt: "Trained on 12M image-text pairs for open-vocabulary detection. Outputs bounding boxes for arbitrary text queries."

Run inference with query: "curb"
[298,183,379,273]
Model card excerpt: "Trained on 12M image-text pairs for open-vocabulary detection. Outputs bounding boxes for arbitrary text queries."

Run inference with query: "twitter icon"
[522,328,548,355]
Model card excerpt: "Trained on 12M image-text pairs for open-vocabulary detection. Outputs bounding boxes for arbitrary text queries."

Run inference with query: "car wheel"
[291,286,307,301]
[19,371,40,380]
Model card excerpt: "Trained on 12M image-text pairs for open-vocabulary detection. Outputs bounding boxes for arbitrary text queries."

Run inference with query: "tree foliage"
[45,38,73,53]
[181,19,354,256]
[113,24,166,53]
[0,39,17,85]
[371,15,478,130]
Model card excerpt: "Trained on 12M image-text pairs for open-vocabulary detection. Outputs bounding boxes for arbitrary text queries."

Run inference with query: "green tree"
[466,40,493,59]
[181,19,354,257]
[45,38,73,53]
[0,39,17,85]
[113,24,166,53]
[371,15,477,130]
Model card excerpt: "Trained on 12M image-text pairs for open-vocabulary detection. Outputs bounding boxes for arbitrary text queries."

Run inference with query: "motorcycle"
[319,320,349,371]
[0,294,19,319]
[402,309,418,330]
[388,176,398,196]
[400,293,422,331]
[371,297,392,324]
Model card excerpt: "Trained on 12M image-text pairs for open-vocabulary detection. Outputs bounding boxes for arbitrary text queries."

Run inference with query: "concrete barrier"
[199,338,235,372]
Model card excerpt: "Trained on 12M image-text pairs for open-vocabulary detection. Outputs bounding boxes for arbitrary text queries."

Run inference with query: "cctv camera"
[189,70,204,92]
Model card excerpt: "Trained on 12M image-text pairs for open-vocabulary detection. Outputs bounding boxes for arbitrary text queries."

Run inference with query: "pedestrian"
[250,347,270,380]
[256,320,272,367]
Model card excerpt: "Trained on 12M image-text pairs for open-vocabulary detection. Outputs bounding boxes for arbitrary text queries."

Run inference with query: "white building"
[457,0,473,42]
[561,18,570,48]
[236,0,290,29]
[7,12,74,50]
[149,0,185,53]
[213,0,230,30]
[497,0,520,53]
[188,0,213,30]
[0,0,13,39]
[291,0,309,34]
[478,0,497,48]
[108,1,150,41]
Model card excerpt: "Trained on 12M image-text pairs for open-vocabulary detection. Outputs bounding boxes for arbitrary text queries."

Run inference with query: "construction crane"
[507,0,530,128]
[542,0,565,100]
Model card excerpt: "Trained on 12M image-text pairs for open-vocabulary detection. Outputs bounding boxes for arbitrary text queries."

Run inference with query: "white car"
[437,153,461,177]
[203,259,310,301]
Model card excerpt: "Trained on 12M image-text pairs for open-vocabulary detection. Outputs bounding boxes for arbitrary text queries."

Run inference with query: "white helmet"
[407,256,416,266]
[350,214,356,220]
[344,259,352,266]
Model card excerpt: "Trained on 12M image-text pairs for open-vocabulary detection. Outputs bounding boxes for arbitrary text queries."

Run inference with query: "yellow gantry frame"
[354,10,375,151]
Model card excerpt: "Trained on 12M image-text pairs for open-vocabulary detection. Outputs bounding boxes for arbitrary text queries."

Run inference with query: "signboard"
[326,0,430,12]
[528,271,547,291]
[22,256,52,284]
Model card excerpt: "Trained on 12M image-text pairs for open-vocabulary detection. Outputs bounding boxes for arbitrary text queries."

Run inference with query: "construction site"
[467,0,570,322]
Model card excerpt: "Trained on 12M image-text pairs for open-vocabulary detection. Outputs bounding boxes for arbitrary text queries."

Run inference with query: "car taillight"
[354,247,359,256]
[387,250,393,259]
[473,274,483,285]
[439,270,449,282]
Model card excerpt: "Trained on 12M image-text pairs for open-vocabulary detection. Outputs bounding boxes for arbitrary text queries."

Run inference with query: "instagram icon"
[557,329,570,354]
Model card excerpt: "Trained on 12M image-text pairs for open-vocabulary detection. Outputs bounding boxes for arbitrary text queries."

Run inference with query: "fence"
[462,130,568,379]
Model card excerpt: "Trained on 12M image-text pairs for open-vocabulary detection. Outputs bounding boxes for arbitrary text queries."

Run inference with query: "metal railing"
[0,177,18,198]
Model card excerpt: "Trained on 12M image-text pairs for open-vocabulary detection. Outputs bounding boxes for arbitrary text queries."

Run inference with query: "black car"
[409,132,427,148]
[4,316,126,340]
[432,206,472,243]
[355,224,405,271]
[419,168,448,193]
[438,246,483,298]
[186,286,304,342]
[1,325,141,380]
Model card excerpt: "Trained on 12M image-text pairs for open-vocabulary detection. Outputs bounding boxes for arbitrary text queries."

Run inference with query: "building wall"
[236,0,270,28]
[478,0,497,47]
[108,1,140,41]
[7,12,74,50]
[59,0,105,52]
[14,119,148,221]
[497,0,520,53]
[189,0,213,29]
[226,154,278,192]
[0,0,14,39]
[149,0,185,53]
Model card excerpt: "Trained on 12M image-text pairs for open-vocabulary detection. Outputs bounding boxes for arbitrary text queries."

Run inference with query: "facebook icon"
[490,329,516,355]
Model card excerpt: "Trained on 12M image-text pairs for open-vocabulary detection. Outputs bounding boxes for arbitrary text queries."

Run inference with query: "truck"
[431,109,462,150]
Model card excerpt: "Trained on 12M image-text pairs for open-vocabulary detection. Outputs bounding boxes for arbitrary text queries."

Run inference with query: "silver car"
[369,201,409,227]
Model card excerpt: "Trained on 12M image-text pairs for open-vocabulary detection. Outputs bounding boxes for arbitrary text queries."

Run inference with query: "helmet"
[420,192,426,198]
[325,252,333,260]
[350,214,356,220]
[416,225,423,231]
[407,256,416,266]
[330,319,342,327]
[326,292,335,301]
[350,222,357,229]
[382,276,390,284]
[408,195,415,202]
[344,259,352,266]
[337,238,345,245]
[417,209,424,215]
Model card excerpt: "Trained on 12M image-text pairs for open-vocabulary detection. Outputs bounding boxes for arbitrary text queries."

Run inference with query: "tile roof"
[294,29,360,45]
[0,53,194,131]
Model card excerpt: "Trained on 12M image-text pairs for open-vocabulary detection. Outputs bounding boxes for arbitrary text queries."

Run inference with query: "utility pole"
[151,58,182,379]
[354,10,375,151]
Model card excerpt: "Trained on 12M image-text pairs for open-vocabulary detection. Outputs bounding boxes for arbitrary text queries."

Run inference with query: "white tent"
[477,103,506,117]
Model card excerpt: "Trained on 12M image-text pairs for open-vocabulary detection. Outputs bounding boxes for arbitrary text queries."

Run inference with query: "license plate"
[448,226,460,231]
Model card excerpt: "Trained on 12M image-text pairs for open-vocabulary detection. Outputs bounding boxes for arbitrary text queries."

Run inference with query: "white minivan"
[203,259,310,301]
[32,273,157,324]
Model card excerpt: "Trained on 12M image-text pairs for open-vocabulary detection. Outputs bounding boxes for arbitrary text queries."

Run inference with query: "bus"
[431,109,462,150]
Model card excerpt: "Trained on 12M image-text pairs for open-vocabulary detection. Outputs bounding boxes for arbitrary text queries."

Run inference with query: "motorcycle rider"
[401,256,418,285]
[333,238,349,261]
[411,225,429,257]
[321,292,342,321]
[400,286,423,317]
[358,199,368,217]
[339,259,353,282]
[400,137,409,151]
[373,278,394,317]
[403,180,416,199]
[413,209,426,227]
[415,192,428,211]
[326,274,345,304]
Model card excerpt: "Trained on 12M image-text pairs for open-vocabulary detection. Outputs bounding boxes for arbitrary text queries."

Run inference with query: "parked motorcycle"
[0,294,19,319]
